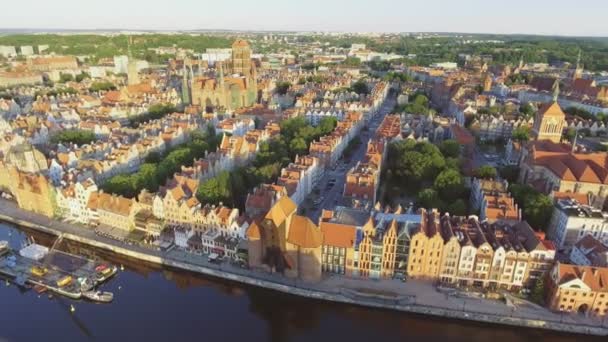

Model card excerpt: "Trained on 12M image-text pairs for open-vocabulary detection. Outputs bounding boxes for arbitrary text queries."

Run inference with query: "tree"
[417,188,443,209]
[434,169,465,202]
[509,184,554,231]
[512,126,530,142]
[520,103,535,117]
[343,57,361,67]
[89,81,116,92]
[474,165,498,179]
[350,79,369,95]
[447,199,467,216]
[530,277,545,304]
[197,171,232,205]
[75,72,91,82]
[564,127,577,142]
[59,73,74,83]
[289,137,308,157]
[275,81,292,95]
[498,165,519,183]
[50,130,96,145]
[403,94,430,115]
[439,139,461,158]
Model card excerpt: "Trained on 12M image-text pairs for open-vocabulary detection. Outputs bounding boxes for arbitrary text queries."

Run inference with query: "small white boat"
[83,290,114,303]
[0,240,9,256]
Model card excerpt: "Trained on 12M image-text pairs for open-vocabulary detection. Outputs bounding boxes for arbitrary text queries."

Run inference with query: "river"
[0,223,601,342]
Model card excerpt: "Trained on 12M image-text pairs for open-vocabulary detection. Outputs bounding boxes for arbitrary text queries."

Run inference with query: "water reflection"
[0,223,603,342]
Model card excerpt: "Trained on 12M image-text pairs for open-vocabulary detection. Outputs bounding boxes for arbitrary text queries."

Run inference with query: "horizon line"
[0,27,607,39]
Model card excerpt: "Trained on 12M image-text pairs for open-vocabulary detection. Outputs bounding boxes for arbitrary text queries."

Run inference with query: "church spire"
[552,79,560,102]
[181,63,190,106]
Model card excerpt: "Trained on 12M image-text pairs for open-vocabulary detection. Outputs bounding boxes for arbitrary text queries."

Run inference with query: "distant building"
[0,45,17,57]
[20,46,34,56]
[113,55,129,74]
[27,56,78,72]
[0,71,43,87]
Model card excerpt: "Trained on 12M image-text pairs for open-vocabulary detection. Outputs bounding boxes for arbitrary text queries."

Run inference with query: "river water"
[0,223,601,342]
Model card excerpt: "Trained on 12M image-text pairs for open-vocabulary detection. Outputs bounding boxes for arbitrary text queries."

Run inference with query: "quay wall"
[1,213,607,337]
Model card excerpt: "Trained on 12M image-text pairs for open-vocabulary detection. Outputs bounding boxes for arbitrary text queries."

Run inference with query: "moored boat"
[0,240,8,256]
[83,290,113,303]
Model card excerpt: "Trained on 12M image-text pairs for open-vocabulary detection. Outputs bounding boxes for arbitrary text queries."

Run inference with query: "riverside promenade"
[0,199,607,336]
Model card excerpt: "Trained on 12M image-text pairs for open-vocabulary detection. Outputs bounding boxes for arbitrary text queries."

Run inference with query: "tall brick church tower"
[231,39,252,77]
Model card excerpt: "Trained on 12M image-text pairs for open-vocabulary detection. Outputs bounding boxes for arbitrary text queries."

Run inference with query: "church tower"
[181,63,190,106]
[126,36,140,86]
[531,80,566,143]
[573,50,583,81]
[482,73,493,92]
[231,39,252,77]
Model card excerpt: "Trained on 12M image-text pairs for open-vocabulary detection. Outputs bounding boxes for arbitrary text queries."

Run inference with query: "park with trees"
[381,139,468,215]
[102,127,220,198]
[50,129,96,146]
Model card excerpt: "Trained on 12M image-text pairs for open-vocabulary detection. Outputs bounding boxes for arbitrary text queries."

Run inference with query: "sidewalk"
[1,198,607,336]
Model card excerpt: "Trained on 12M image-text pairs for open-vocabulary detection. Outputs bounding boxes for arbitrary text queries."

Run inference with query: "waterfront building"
[247,196,323,282]
[407,209,443,280]
[546,262,608,317]
[55,179,98,224]
[319,214,357,275]
[0,165,56,218]
[244,183,287,218]
[92,192,136,231]
[436,215,555,290]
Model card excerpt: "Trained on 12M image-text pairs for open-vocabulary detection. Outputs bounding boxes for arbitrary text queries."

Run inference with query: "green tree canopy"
[434,168,465,202]
[474,165,498,179]
[89,81,116,92]
[350,79,369,95]
[275,81,292,95]
[509,184,553,231]
[512,126,530,142]
[439,139,461,158]
[51,130,96,145]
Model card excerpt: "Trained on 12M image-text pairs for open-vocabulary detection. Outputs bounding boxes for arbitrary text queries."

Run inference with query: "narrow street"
[305,90,397,222]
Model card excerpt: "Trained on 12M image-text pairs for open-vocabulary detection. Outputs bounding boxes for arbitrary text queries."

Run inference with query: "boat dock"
[0,244,117,301]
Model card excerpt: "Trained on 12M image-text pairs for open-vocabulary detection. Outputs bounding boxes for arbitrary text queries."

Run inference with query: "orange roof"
[288,215,323,249]
[556,263,608,292]
[537,102,565,118]
[246,220,262,240]
[320,222,356,248]
[265,196,297,227]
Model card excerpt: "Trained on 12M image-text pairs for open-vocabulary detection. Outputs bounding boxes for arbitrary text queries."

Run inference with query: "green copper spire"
[552,79,560,102]
[181,64,190,106]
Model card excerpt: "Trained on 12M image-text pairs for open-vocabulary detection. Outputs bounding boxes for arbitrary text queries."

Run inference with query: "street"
[304,91,397,222]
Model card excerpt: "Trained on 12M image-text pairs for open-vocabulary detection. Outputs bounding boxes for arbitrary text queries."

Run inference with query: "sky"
[1,0,606,37]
